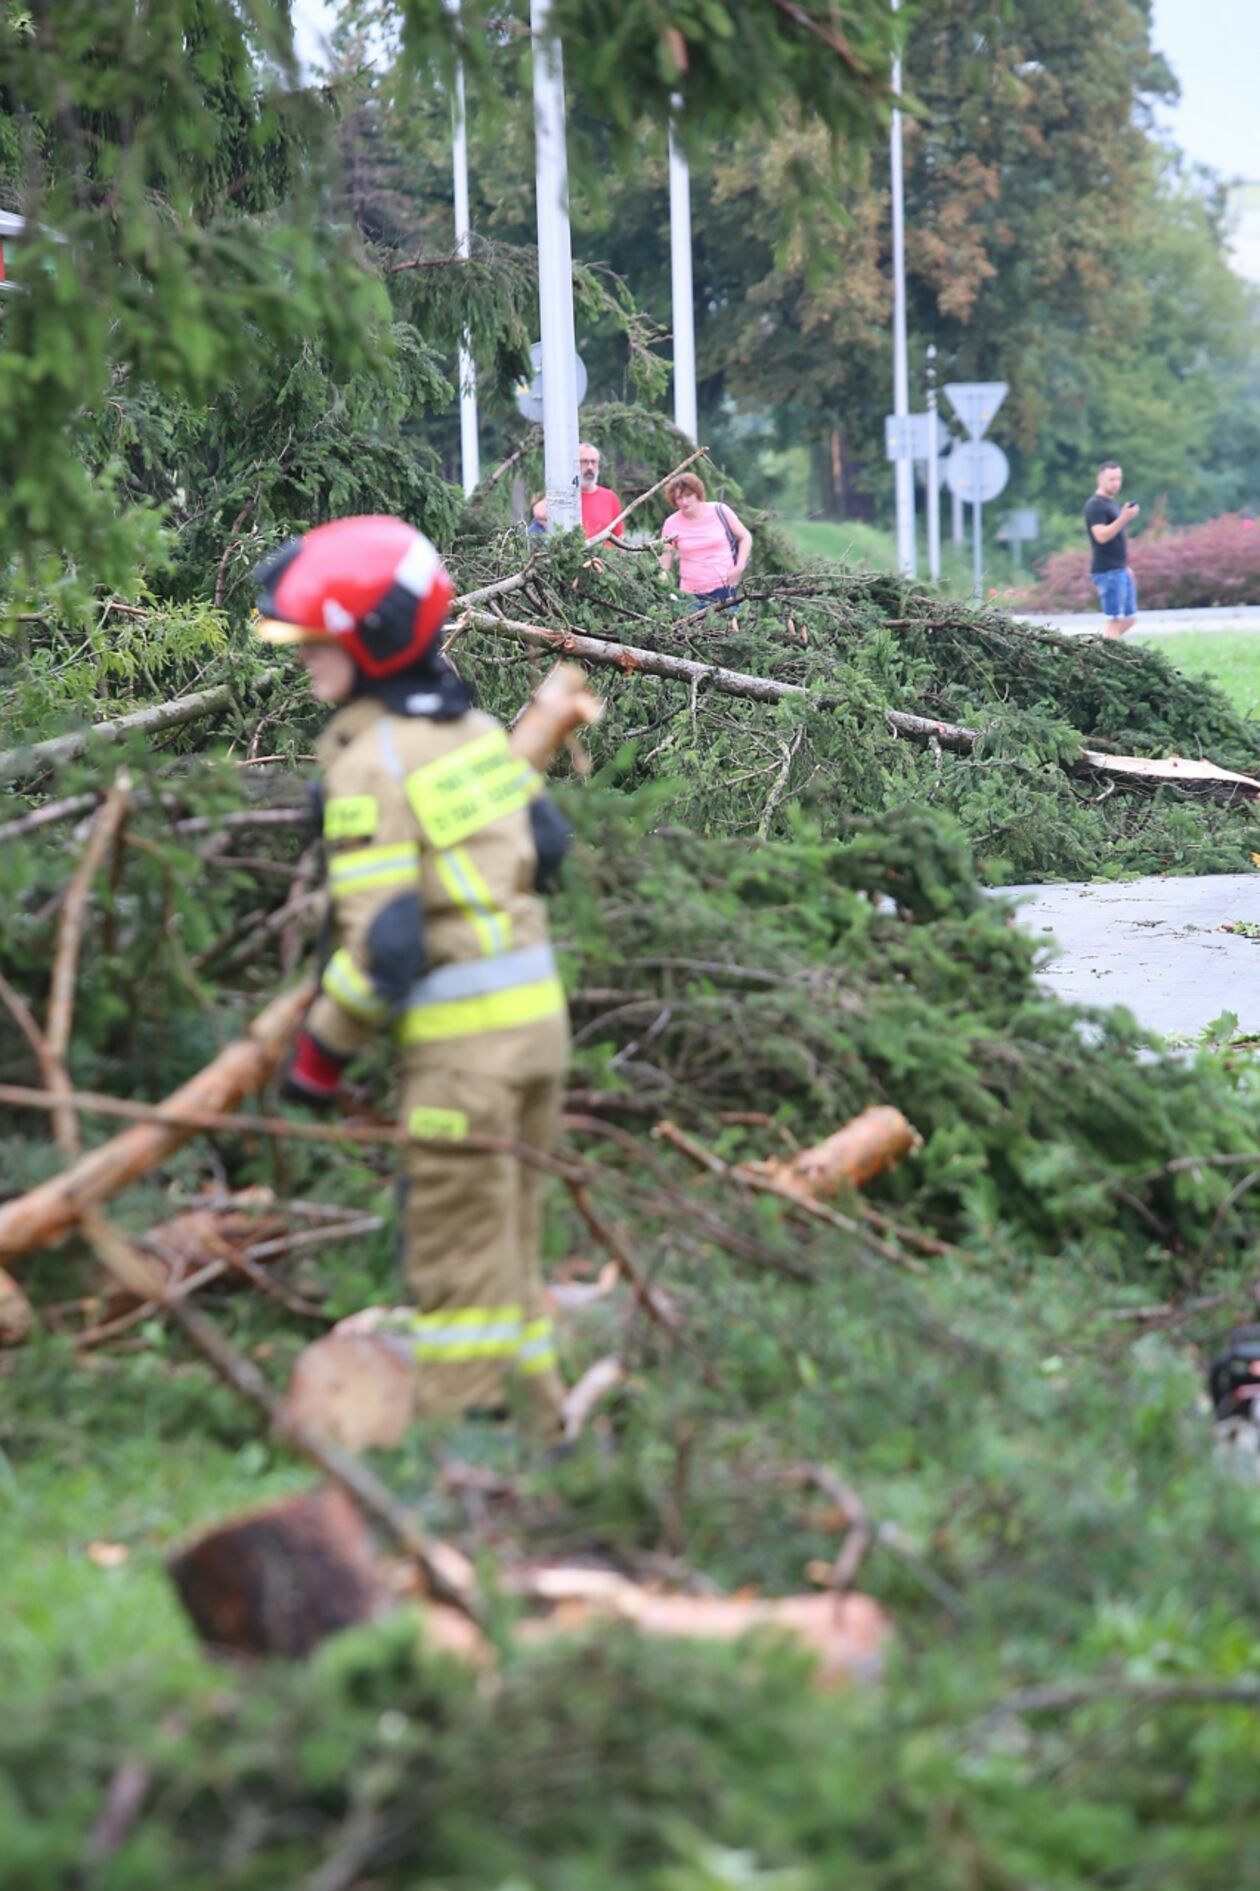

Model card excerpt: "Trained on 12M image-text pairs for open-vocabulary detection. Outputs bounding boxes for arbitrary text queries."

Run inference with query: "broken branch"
[46,773,133,1156]
[567,1183,683,1333]
[586,445,707,548]
[0,981,317,1264]
[0,1077,590,1261]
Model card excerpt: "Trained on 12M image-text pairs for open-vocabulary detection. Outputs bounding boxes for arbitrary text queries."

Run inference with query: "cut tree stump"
[280,1324,417,1451]
[169,1486,391,1658]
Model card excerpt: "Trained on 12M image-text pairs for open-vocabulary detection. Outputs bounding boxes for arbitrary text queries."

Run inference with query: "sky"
[1150,0,1260,279]
[1150,0,1258,181]
[292,0,337,74]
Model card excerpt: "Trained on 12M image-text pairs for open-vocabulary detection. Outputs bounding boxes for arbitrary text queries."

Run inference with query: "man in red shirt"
[531,443,623,540]
[578,442,623,539]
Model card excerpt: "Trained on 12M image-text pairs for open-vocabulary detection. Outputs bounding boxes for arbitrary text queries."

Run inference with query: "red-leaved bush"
[1017,513,1260,612]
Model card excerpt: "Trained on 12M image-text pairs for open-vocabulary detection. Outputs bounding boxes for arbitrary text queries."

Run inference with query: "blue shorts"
[1091,567,1137,620]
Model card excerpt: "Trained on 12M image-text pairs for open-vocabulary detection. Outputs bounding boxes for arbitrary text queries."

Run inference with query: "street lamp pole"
[531,0,581,533]
[890,0,915,578]
[668,105,698,443]
[925,343,940,583]
[447,0,479,497]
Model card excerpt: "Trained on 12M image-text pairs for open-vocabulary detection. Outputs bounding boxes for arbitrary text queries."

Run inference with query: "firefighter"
[253,515,571,1430]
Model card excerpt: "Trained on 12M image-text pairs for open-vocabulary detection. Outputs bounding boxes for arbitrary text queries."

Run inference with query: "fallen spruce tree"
[5,546,1260,1888]
[6,792,1260,1884]
[6,528,1260,896]
[441,529,1260,881]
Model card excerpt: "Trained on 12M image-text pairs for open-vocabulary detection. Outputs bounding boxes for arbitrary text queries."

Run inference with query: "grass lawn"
[1139,631,1260,719]
[782,515,1016,600]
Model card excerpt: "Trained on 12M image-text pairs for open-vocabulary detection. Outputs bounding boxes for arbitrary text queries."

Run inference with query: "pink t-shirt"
[661,502,744,594]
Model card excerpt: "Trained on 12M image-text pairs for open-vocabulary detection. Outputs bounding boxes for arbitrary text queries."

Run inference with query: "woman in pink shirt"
[659,472,752,610]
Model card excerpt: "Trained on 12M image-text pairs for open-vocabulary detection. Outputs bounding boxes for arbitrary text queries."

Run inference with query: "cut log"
[508,1568,891,1687]
[0,980,315,1266]
[168,1486,391,1658]
[280,1327,417,1452]
[508,660,603,771]
[748,1106,921,1202]
[623,1589,890,1687]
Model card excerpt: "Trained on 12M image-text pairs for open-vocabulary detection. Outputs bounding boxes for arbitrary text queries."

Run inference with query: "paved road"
[1003,875,1260,1038]
[1003,608,1260,1036]
[1018,606,1260,638]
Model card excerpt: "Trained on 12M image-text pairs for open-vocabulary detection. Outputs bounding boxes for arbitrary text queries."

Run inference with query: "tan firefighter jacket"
[305,698,568,1079]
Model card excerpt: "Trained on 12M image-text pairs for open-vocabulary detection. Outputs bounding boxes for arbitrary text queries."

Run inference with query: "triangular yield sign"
[944,381,1008,440]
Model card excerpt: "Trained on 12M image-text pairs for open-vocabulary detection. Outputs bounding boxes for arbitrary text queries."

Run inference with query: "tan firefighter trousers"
[398,1059,566,1430]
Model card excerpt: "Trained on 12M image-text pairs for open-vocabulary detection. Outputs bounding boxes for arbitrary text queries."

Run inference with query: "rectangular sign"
[884,413,941,462]
[996,508,1039,542]
[884,414,914,461]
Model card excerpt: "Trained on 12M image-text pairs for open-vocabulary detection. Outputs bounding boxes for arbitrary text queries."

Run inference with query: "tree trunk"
[468,617,1260,804]
[0,685,236,786]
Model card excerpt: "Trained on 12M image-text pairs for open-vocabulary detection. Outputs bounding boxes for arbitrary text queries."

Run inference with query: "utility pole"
[668,107,698,443]
[530,0,581,532]
[447,0,479,497]
[925,343,940,584]
[889,0,915,577]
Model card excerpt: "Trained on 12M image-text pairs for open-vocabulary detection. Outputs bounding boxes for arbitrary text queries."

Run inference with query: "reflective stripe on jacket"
[305,700,565,1063]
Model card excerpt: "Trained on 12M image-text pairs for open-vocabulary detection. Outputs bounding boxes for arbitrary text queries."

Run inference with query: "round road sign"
[513,341,588,424]
[944,439,1009,505]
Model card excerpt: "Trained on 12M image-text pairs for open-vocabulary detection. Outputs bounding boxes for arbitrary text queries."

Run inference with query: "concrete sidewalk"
[1018,606,1260,638]
[1002,874,1260,1038]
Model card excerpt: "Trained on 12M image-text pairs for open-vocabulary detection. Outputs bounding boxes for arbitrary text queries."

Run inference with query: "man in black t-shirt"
[1083,459,1140,639]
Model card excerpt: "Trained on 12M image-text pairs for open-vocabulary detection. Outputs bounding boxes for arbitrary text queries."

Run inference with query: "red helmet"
[253,516,455,679]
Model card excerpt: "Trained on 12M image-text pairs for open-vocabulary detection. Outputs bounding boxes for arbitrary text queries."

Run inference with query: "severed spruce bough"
[4,540,1260,1887]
